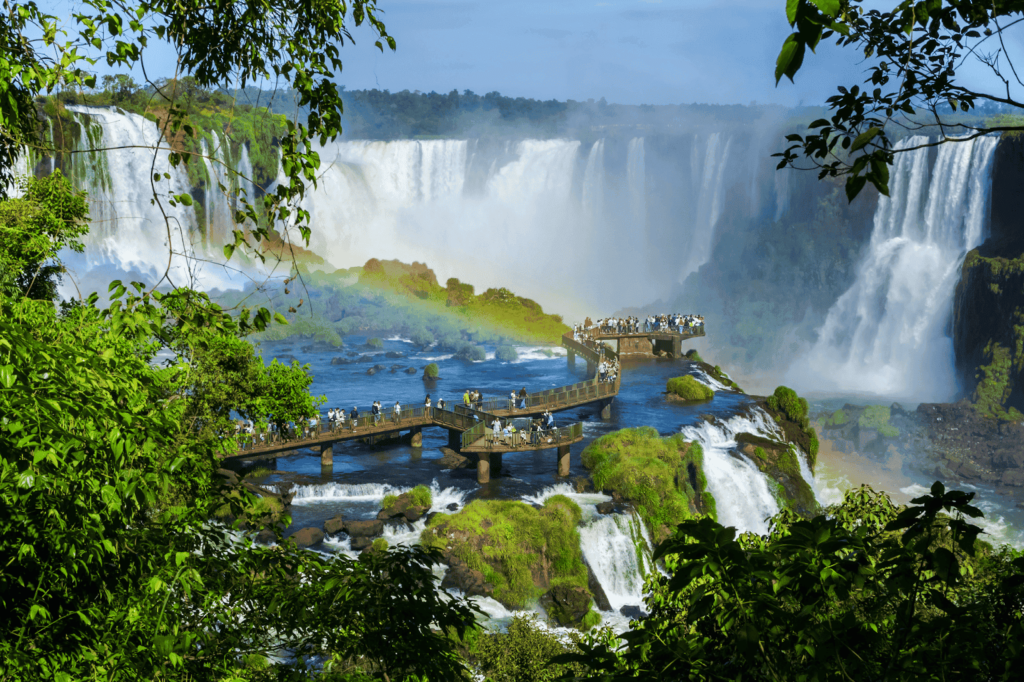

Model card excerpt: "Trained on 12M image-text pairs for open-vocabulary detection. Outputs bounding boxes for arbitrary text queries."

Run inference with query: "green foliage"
[251,315,343,346]
[496,345,519,362]
[974,341,1024,422]
[0,287,480,680]
[666,375,714,402]
[382,493,399,510]
[371,537,389,552]
[424,362,440,378]
[421,497,589,608]
[766,385,809,426]
[582,427,714,540]
[859,404,901,437]
[467,614,588,682]
[409,484,433,509]
[766,385,819,465]
[826,408,848,427]
[366,336,384,349]
[559,482,1024,680]
[0,170,89,300]
[685,348,704,363]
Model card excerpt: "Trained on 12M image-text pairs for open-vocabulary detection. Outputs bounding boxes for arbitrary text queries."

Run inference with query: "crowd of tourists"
[572,313,704,337]
[489,409,558,446]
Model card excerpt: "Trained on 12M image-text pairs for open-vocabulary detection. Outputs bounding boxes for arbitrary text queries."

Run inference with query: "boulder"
[377,491,429,523]
[586,562,613,612]
[291,527,325,548]
[324,515,346,535]
[619,605,646,620]
[404,506,424,523]
[385,351,405,359]
[540,585,593,627]
[254,529,276,545]
[383,518,413,533]
[344,519,384,537]
[595,501,615,515]
[350,536,374,551]
[346,351,360,357]
[366,367,378,376]
[446,502,460,512]
[404,367,418,374]
[440,557,494,598]
[436,447,471,470]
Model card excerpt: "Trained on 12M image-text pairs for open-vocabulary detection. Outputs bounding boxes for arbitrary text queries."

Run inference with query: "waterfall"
[681,409,793,535]
[794,135,999,401]
[626,137,646,231]
[578,512,652,611]
[237,143,255,208]
[686,132,732,279]
[581,139,605,224]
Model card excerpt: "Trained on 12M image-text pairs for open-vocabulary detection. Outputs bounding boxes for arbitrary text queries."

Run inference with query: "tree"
[775,0,1024,200]
[558,483,1024,680]
[0,169,88,300]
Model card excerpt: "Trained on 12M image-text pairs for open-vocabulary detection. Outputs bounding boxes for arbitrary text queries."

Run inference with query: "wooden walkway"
[227,324,702,482]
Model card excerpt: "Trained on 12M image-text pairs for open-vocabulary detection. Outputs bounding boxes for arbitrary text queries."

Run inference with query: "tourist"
[372,401,381,425]
[491,417,501,443]
[518,386,528,410]
[424,394,432,417]
[350,406,359,431]
[438,397,446,411]
[463,389,471,407]
[509,390,516,412]
[393,401,401,423]
[502,423,512,443]
[338,408,346,429]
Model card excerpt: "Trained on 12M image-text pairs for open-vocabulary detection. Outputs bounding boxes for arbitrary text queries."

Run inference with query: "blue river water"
[251,335,750,535]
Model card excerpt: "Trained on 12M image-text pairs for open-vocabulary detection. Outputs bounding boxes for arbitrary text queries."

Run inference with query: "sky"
[46,0,1024,107]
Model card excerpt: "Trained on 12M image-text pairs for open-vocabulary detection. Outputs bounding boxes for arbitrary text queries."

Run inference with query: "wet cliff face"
[954,136,1024,417]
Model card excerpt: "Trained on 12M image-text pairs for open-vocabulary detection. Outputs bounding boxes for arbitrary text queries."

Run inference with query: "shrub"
[366,337,384,349]
[371,537,389,552]
[409,485,432,509]
[381,494,398,510]
[409,327,434,347]
[469,614,587,682]
[495,345,518,362]
[766,386,809,427]
[685,349,703,363]
[423,363,439,378]
[666,375,714,402]
[455,344,486,362]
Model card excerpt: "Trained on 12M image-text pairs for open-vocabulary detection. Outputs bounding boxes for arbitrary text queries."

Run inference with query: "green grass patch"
[421,497,588,608]
[973,341,1024,422]
[409,485,432,508]
[666,375,714,402]
[381,494,398,510]
[581,427,714,540]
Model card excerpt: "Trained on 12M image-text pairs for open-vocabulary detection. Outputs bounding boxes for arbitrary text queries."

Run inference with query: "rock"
[324,514,345,535]
[391,364,403,370]
[404,367,417,374]
[383,518,413,533]
[216,468,239,487]
[301,345,314,352]
[377,491,429,523]
[331,356,346,365]
[595,501,615,515]
[385,351,405,359]
[436,447,471,470]
[446,502,460,511]
[540,585,593,627]
[350,536,373,551]
[366,367,378,375]
[404,506,424,522]
[586,562,613,612]
[346,351,359,357]
[619,605,646,620]
[290,527,325,548]
[440,557,494,598]
[254,529,276,545]
[344,519,384,537]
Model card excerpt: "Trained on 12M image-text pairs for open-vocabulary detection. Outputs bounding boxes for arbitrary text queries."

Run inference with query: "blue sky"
[330,0,866,105]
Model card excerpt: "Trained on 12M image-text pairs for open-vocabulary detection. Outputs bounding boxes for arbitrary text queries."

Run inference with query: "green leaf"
[273,312,290,325]
[810,0,840,17]
[787,0,801,24]
[224,243,235,260]
[775,33,805,84]
[845,175,867,202]
[850,127,881,152]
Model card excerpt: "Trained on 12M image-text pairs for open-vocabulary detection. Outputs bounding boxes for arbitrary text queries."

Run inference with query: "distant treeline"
[227,85,788,139]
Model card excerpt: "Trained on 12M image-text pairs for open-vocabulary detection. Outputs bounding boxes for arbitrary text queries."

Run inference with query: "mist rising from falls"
[791,135,999,401]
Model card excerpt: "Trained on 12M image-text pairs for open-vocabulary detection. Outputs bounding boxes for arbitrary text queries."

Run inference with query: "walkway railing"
[463,422,582,451]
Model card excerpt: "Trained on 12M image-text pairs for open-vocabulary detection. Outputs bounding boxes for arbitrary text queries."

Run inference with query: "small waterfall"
[578,512,652,611]
[681,409,791,535]
[236,143,255,206]
[581,139,605,236]
[795,135,999,400]
[686,132,732,279]
[626,137,646,230]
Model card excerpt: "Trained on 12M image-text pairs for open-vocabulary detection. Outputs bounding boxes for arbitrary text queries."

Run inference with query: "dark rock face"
[595,501,615,515]
[330,356,348,365]
[324,515,345,536]
[366,367,378,375]
[586,562,613,612]
[291,527,325,548]
[385,351,405,359]
[440,557,494,598]
[540,585,592,627]
[446,502,460,512]
[344,519,384,537]
[737,435,818,518]
[917,401,1024,488]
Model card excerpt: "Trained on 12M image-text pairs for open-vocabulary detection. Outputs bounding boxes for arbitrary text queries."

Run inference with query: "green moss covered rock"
[666,375,714,403]
[737,436,818,518]
[581,427,715,541]
[455,344,486,362]
[423,362,440,379]
[366,337,384,349]
[421,496,591,611]
[859,405,900,438]
[763,386,820,468]
[495,345,518,362]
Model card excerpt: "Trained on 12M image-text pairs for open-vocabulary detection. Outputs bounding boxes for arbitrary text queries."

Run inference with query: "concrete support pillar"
[557,445,570,477]
[320,442,334,468]
[448,428,462,450]
[673,337,682,358]
[600,400,612,419]
[492,451,503,473]
[477,452,491,484]
[410,426,423,448]
[568,349,576,369]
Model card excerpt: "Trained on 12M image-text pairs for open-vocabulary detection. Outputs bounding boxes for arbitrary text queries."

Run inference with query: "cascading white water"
[578,512,652,611]
[681,409,794,535]
[626,137,646,231]
[793,135,999,400]
[686,132,733,278]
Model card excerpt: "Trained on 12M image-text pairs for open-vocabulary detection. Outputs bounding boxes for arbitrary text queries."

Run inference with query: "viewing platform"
[227,322,702,483]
